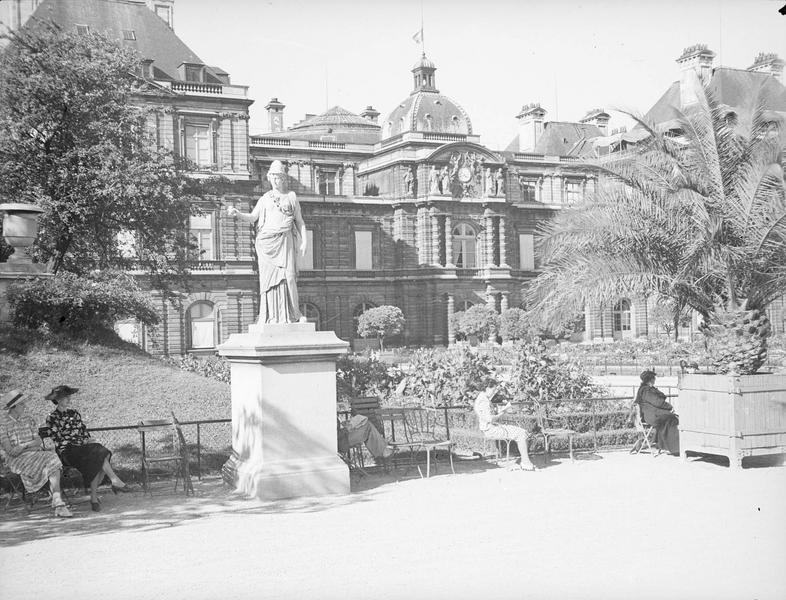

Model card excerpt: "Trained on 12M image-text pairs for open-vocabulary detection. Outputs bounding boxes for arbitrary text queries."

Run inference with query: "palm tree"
[528,83,786,374]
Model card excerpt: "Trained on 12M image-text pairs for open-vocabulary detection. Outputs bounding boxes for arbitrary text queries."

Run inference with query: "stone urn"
[0,203,44,264]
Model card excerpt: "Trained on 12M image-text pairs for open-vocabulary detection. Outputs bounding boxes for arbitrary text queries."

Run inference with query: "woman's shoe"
[53,504,73,518]
[111,484,133,494]
[91,501,101,512]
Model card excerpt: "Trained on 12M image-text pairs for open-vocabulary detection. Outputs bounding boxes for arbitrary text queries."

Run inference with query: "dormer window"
[185,66,202,82]
[123,29,136,41]
[179,62,205,83]
[155,4,172,27]
[75,24,89,35]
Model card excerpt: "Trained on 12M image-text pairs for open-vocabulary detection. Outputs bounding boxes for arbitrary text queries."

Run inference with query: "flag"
[412,29,423,44]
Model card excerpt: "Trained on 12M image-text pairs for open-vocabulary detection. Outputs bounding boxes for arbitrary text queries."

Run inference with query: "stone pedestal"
[217,322,350,500]
[0,264,50,324]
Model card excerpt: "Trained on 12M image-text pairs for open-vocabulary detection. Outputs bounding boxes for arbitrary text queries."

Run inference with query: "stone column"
[499,216,507,266]
[447,294,455,345]
[218,322,349,501]
[431,208,441,266]
[536,177,543,203]
[484,211,494,268]
[444,215,453,267]
[416,206,428,265]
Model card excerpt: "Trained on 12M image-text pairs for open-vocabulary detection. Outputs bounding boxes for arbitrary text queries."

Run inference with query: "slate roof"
[30,0,229,84]
[643,68,786,129]
[266,106,381,144]
[505,121,602,156]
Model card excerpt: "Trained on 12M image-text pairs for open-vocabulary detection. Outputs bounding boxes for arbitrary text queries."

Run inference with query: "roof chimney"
[747,52,784,82]
[579,108,610,136]
[265,97,285,133]
[516,103,547,152]
[676,44,715,107]
[360,105,380,124]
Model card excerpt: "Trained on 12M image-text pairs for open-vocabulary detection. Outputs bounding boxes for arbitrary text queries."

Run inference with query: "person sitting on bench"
[338,414,393,461]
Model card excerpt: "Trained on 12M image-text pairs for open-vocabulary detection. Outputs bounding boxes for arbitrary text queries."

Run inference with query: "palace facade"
[10,1,786,353]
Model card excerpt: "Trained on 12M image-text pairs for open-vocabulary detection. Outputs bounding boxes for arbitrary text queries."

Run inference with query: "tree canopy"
[356,305,405,351]
[0,21,215,293]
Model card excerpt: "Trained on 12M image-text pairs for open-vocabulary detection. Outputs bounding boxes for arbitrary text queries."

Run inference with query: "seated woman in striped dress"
[0,389,72,517]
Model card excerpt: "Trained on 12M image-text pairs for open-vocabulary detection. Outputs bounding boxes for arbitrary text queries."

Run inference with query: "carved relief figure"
[228,160,307,324]
[428,165,440,195]
[495,168,505,196]
[440,166,451,195]
[484,168,494,196]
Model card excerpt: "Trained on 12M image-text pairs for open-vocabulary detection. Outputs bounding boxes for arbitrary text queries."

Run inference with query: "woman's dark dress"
[635,385,680,455]
[45,408,111,486]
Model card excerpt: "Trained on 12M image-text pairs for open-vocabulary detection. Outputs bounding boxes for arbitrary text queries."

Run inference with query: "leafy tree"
[499,307,531,341]
[452,305,499,342]
[356,305,405,352]
[0,21,212,294]
[528,83,786,374]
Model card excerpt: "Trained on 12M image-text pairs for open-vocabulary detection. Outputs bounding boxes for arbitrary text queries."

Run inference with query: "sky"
[175,0,786,150]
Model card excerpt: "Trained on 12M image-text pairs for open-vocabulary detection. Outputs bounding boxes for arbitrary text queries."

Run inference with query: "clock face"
[458,166,472,183]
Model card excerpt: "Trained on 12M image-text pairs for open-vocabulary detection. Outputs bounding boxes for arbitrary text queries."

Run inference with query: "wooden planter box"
[678,373,786,469]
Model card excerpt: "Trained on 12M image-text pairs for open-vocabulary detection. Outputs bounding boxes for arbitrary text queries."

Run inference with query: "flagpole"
[420,0,425,55]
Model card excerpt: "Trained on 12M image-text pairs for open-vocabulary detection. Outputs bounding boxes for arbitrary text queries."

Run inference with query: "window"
[189,214,213,260]
[75,24,89,35]
[185,65,203,83]
[353,301,377,335]
[185,124,211,167]
[188,302,215,349]
[115,319,139,344]
[299,303,321,329]
[565,181,582,204]
[458,300,474,311]
[452,223,477,268]
[155,4,172,27]
[354,230,372,270]
[518,233,535,271]
[122,29,136,41]
[297,229,314,270]
[519,179,537,203]
[613,299,632,332]
[319,171,336,196]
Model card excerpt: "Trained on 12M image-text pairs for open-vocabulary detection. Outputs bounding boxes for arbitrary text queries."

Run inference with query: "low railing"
[250,136,291,147]
[422,132,467,142]
[170,81,223,95]
[308,140,346,149]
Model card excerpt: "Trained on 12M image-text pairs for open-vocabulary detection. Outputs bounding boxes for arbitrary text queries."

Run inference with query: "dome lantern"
[412,53,438,94]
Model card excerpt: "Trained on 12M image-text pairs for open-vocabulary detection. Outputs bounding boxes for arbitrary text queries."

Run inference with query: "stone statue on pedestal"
[228,160,307,324]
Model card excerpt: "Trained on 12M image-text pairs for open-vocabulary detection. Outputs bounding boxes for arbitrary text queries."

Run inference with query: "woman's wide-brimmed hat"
[2,389,24,410]
[640,370,657,383]
[267,160,286,176]
[45,385,80,404]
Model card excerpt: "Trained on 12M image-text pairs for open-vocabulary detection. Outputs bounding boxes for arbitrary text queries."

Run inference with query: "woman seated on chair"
[44,385,132,512]
[473,383,536,471]
[634,370,680,456]
[0,389,72,517]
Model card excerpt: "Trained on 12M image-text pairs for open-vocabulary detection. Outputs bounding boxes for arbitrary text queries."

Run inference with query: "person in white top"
[474,384,537,471]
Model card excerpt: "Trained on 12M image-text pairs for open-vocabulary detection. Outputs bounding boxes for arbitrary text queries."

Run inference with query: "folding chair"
[137,413,194,496]
[535,401,575,464]
[347,396,384,474]
[0,451,25,511]
[630,407,659,456]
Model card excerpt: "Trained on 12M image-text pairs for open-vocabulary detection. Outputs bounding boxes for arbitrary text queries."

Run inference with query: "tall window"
[354,230,373,270]
[520,179,537,203]
[297,229,314,270]
[613,299,632,332]
[185,124,211,167]
[188,302,215,349]
[189,214,213,260]
[518,233,535,271]
[299,302,321,329]
[452,223,477,268]
[565,181,582,204]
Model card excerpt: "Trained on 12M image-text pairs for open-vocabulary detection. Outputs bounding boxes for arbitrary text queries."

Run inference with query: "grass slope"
[0,326,230,428]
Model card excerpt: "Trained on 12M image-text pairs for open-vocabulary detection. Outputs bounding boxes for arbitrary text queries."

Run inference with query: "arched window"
[452,223,477,268]
[299,302,321,330]
[613,299,631,332]
[188,301,215,349]
[353,301,377,335]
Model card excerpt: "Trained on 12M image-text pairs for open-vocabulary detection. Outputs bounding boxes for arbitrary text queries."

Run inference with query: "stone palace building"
[6,0,786,353]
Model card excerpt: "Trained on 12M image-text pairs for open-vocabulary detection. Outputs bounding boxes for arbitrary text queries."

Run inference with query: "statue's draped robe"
[251,191,303,324]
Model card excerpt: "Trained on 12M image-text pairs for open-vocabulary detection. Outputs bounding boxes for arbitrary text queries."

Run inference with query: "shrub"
[161,353,230,383]
[499,307,532,341]
[335,354,404,403]
[452,305,499,341]
[7,270,159,334]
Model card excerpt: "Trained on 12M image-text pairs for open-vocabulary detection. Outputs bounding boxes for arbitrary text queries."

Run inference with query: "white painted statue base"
[217,321,350,501]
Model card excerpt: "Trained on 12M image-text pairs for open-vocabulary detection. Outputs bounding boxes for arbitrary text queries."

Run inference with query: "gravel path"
[1,452,784,600]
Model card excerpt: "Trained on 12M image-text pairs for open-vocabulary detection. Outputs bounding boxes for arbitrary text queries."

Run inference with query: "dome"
[285,105,381,144]
[382,91,473,139]
[413,55,435,70]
